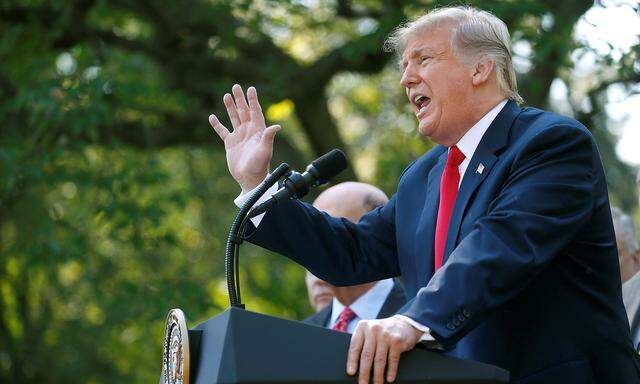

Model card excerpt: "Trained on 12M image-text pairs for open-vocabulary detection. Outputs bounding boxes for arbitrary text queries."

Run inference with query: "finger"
[347,324,365,376]
[386,347,402,382]
[223,93,241,130]
[232,84,250,123]
[208,114,230,142]
[247,86,266,125]
[373,342,389,384]
[261,124,281,148]
[358,331,377,384]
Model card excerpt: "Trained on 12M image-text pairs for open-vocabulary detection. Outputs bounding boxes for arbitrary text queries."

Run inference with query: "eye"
[420,56,432,64]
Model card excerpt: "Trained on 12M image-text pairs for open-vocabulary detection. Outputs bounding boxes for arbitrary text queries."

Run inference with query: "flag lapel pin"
[476,163,485,174]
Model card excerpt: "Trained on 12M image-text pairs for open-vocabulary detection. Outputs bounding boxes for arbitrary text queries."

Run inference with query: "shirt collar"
[455,99,508,160]
[329,279,395,326]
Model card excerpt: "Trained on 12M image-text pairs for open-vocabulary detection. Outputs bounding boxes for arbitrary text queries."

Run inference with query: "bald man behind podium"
[304,182,406,333]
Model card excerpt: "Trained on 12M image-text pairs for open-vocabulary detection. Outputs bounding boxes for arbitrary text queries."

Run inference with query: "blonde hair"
[385,6,524,104]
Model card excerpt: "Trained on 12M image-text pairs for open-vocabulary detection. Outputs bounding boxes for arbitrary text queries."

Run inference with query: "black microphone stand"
[225,163,290,308]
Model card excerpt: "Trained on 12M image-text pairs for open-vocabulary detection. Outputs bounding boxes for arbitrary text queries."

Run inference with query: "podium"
[161,307,509,383]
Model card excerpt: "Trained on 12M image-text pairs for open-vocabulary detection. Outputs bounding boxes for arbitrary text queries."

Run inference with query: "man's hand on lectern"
[347,317,423,384]
[209,84,282,193]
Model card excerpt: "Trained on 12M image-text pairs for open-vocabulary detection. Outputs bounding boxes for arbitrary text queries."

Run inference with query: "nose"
[400,63,419,88]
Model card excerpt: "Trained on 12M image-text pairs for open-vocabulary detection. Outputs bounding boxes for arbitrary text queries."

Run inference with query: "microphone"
[248,149,347,218]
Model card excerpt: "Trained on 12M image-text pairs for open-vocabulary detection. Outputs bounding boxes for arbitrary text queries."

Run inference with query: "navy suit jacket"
[246,101,640,383]
[303,279,406,328]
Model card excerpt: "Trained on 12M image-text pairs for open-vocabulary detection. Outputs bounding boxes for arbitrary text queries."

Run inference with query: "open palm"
[209,85,281,192]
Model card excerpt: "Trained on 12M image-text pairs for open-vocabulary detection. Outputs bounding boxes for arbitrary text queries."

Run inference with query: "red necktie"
[332,306,356,332]
[434,146,465,271]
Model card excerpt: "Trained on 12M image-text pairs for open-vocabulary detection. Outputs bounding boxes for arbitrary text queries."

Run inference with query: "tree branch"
[306,11,403,92]
[336,0,383,19]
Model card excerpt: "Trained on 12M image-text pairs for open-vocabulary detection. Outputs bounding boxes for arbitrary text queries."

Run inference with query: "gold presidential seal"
[163,309,190,384]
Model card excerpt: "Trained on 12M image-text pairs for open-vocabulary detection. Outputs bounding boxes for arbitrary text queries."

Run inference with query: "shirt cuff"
[233,179,279,228]
[394,315,443,349]
[393,315,435,341]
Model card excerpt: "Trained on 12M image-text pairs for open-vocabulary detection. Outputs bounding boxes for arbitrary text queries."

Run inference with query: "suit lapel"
[442,149,497,260]
[304,305,332,327]
[322,306,332,327]
[442,101,521,263]
[416,150,447,286]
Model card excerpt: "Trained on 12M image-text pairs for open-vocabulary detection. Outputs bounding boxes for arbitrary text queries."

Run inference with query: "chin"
[417,121,436,138]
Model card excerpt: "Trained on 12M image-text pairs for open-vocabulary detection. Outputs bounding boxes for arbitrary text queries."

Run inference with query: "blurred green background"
[1,0,638,382]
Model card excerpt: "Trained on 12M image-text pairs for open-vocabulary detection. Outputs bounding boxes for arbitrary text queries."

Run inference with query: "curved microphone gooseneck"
[225,163,290,308]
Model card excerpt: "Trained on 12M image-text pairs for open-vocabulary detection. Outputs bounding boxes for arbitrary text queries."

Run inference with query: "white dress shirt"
[234,99,508,341]
[327,278,395,333]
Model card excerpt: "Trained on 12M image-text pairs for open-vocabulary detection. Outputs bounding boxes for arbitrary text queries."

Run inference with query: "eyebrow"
[399,46,436,69]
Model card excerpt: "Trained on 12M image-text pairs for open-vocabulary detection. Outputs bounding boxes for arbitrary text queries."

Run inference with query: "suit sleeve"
[244,193,401,286]
[399,124,598,347]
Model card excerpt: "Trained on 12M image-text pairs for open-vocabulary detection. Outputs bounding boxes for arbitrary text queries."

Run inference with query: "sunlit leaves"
[0,0,637,382]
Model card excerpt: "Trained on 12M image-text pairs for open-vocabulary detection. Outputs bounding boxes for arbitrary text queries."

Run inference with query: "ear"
[471,55,495,86]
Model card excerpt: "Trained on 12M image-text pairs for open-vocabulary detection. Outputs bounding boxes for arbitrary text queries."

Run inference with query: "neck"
[442,93,506,147]
[334,282,376,306]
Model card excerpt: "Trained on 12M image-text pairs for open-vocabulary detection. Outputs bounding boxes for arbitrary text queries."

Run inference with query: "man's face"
[400,24,475,145]
[305,271,333,312]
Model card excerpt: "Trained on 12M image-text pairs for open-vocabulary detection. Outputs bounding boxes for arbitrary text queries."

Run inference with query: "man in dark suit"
[305,275,405,332]
[209,5,640,383]
[302,182,406,331]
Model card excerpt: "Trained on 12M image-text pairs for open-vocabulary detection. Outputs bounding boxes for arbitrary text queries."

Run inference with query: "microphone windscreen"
[311,149,348,184]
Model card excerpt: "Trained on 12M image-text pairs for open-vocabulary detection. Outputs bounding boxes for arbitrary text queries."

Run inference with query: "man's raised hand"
[209,84,281,192]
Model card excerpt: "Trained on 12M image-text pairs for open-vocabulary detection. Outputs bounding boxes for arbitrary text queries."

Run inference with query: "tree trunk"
[293,91,358,182]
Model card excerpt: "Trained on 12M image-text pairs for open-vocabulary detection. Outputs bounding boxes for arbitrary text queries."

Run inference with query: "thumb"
[261,124,281,147]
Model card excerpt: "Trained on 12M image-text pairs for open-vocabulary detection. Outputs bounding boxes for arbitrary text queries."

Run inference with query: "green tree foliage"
[0,0,637,382]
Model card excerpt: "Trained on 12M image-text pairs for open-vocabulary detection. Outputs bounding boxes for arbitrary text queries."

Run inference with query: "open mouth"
[413,95,431,116]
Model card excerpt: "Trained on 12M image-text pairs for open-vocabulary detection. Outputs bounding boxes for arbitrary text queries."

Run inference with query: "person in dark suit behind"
[303,182,406,332]
[305,272,405,332]
[209,5,640,383]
